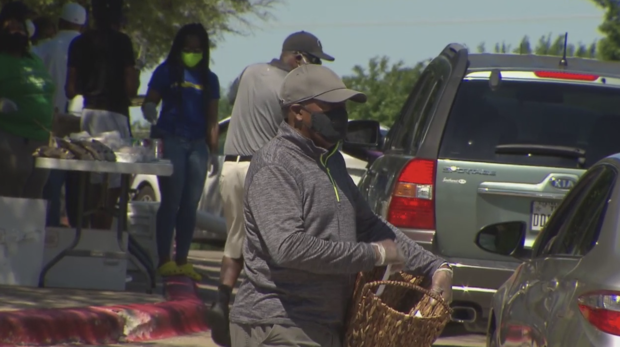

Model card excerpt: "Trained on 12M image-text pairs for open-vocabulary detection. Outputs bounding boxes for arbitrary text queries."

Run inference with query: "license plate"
[530,201,559,231]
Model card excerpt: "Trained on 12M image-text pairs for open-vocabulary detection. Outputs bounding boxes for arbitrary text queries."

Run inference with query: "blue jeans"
[43,170,67,227]
[156,135,209,264]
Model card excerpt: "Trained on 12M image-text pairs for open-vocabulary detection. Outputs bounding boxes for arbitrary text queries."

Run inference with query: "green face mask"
[182,52,202,68]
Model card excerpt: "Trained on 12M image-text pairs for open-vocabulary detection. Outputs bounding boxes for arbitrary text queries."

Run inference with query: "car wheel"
[134,185,156,202]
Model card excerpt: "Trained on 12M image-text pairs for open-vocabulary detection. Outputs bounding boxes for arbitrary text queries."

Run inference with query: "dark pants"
[230,323,342,347]
[155,135,208,262]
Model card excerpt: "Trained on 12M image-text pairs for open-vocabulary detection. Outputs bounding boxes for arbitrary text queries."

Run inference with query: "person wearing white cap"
[35,2,86,227]
[33,2,86,113]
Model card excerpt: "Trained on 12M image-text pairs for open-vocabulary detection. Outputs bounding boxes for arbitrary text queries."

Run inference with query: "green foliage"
[590,0,620,61]
[4,0,280,67]
[342,56,427,126]
[512,36,532,55]
[494,42,512,54]
[218,86,233,120]
[478,34,597,58]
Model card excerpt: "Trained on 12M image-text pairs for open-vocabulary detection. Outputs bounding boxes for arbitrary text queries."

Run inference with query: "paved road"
[109,327,485,347]
[183,249,486,347]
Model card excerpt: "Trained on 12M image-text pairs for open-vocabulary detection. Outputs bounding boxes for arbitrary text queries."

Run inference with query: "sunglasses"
[296,52,322,65]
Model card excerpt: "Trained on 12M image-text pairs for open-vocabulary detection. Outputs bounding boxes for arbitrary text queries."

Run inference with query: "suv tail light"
[578,292,620,336]
[534,71,599,81]
[387,158,436,230]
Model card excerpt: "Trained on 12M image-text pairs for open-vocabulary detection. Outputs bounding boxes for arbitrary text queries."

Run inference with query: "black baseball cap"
[282,31,334,62]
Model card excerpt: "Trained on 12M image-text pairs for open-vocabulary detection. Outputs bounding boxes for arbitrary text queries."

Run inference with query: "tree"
[7,0,280,67]
[512,36,532,54]
[493,42,512,54]
[590,0,620,61]
[342,56,427,126]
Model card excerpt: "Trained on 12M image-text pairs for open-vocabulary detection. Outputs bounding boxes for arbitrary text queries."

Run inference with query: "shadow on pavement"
[0,285,162,311]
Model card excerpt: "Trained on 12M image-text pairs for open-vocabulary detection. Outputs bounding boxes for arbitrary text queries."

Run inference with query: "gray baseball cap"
[280,65,367,106]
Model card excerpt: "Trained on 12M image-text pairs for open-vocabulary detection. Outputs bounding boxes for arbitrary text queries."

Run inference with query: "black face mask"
[306,107,349,144]
[0,32,28,51]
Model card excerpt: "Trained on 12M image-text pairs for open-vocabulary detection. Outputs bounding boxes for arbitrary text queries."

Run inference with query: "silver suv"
[354,43,620,332]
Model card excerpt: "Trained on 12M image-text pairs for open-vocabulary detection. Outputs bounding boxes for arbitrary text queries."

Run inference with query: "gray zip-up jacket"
[230,122,445,330]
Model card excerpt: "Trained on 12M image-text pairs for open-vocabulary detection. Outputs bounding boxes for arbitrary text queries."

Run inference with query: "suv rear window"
[438,79,620,169]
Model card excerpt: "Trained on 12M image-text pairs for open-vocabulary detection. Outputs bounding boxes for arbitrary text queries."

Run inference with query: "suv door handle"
[478,182,566,200]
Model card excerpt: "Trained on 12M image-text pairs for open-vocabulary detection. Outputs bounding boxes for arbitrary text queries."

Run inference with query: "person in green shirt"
[0,1,55,199]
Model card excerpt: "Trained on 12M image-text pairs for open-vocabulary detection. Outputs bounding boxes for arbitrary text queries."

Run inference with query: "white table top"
[35,158,173,176]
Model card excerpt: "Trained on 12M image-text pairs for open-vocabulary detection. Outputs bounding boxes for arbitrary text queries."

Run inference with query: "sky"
[131,0,605,122]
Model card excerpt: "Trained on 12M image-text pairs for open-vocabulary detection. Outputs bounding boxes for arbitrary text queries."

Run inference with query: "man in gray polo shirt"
[207,31,334,347]
[229,65,453,346]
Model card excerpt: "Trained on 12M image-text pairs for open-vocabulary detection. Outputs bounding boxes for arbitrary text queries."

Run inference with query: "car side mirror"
[344,120,381,149]
[342,120,381,162]
[475,221,531,259]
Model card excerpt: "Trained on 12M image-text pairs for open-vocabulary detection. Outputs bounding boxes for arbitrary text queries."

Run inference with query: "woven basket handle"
[365,280,453,314]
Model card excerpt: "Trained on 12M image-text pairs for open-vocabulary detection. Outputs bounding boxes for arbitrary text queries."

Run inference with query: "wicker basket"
[344,268,452,347]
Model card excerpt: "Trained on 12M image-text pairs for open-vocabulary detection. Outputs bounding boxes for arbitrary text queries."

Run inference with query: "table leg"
[117,174,129,247]
[38,172,88,287]
[120,174,156,290]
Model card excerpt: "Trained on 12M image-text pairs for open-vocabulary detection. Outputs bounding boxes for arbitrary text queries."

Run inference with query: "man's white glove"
[430,264,453,306]
[141,102,158,123]
[208,155,220,177]
[0,98,18,113]
[372,239,405,267]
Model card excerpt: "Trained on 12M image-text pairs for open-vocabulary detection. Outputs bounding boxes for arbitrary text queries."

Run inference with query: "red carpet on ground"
[0,276,210,346]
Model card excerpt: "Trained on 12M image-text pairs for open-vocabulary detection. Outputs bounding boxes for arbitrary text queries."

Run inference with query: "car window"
[412,57,452,152]
[384,69,435,153]
[533,167,603,257]
[438,79,620,169]
[411,76,443,152]
[549,165,616,256]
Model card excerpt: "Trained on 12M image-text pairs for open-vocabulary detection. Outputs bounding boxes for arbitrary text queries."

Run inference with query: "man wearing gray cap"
[208,30,333,346]
[228,64,454,346]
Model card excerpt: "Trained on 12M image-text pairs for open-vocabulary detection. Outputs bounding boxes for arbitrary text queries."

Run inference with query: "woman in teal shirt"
[0,2,55,199]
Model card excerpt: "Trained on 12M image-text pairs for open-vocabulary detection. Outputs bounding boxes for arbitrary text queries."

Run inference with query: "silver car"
[476,155,620,346]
